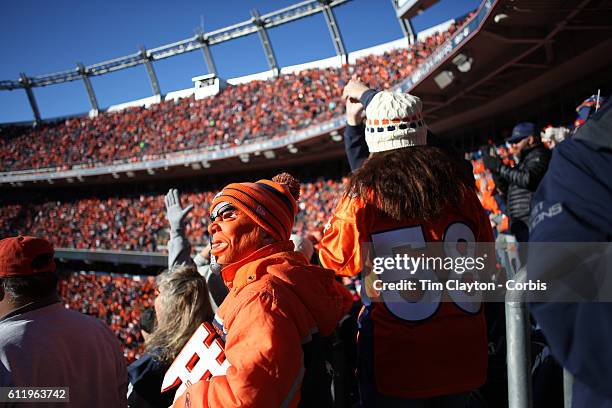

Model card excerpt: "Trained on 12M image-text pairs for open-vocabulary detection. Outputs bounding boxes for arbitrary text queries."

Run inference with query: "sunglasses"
[209,203,237,223]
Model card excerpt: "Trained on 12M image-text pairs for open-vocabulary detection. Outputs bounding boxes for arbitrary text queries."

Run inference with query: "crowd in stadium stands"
[0,20,464,172]
[0,121,575,254]
[0,125,580,370]
[57,271,156,363]
[0,178,346,251]
[4,0,611,401]
[1,87,591,373]
[11,178,349,364]
[0,204,21,238]
[468,145,515,235]
[37,123,576,399]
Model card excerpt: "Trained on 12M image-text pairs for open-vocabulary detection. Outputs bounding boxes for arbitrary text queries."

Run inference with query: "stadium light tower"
[389,0,416,44]
[196,31,218,76]
[139,46,162,99]
[0,0,353,120]
[318,0,347,62]
[76,62,99,115]
[251,9,280,75]
[18,73,41,124]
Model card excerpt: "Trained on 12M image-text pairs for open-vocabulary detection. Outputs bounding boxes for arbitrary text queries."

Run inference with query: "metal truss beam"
[0,0,350,91]
[140,47,162,98]
[19,73,41,124]
[77,62,99,112]
[319,0,347,60]
[389,0,415,44]
[251,9,279,74]
[399,18,416,45]
[510,62,549,70]
[197,33,218,76]
[480,28,551,44]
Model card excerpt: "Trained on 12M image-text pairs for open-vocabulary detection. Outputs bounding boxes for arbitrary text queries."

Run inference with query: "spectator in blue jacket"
[528,98,612,407]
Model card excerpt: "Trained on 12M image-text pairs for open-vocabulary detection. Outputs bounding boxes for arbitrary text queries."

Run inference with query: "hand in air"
[164,188,194,231]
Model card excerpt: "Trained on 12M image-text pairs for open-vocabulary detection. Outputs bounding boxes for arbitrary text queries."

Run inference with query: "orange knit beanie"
[210,173,300,241]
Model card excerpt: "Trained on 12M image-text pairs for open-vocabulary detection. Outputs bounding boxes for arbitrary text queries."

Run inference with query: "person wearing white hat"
[342,79,471,179]
[319,81,494,407]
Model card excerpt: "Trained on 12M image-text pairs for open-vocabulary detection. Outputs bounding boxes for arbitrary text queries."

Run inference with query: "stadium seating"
[0,142,528,254]
[0,24,460,172]
[57,271,156,363]
[0,178,347,251]
[4,9,560,366]
[3,124,576,252]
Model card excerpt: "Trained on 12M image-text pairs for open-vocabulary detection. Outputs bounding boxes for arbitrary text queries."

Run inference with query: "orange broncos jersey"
[319,188,493,399]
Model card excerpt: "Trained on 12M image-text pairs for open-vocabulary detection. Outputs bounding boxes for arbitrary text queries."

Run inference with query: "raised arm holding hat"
[342,79,472,178]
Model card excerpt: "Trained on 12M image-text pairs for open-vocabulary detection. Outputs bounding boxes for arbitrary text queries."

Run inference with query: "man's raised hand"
[165,189,194,231]
[342,78,369,101]
[343,78,370,126]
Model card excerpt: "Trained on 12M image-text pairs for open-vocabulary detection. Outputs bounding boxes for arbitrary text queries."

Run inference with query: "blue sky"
[0,0,479,123]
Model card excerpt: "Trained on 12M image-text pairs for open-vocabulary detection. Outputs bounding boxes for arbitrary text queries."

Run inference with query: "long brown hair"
[146,265,213,366]
[346,146,474,221]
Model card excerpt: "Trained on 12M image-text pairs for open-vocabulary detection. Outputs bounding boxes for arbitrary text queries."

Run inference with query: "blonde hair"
[146,264,214,366]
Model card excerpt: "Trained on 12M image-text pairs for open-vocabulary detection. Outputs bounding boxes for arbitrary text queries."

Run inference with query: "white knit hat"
[365,91,427,152]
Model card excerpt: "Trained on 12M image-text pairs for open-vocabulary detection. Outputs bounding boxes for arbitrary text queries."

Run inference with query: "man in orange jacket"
[171,173,348,408]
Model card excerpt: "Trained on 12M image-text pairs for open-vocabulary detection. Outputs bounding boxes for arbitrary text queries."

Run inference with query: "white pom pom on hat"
[365,91,427,152]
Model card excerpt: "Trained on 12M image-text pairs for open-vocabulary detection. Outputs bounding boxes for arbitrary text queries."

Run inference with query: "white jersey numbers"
[370,222,482,322]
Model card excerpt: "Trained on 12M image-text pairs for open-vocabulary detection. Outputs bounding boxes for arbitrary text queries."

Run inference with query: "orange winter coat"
[173,240,346,408]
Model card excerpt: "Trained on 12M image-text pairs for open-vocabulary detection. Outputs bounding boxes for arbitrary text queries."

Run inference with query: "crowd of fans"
[23,177,348,364]
[0,120,574,254]
[0,177,352,363]
[3,2,609,402]
[0,20,464,172]
[57,271,156,363]
[1,110,597,402]
[0,178,346,252]
[1,104,585,371]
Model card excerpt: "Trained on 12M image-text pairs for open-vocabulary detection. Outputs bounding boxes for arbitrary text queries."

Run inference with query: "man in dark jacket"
[483,122,551,243]
[528,99,612,407]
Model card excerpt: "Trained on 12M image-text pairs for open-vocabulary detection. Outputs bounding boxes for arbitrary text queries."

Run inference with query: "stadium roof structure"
[2,0,612,189]
[402,0,612,139]
[395,0,441,20]
[0,0,354,122]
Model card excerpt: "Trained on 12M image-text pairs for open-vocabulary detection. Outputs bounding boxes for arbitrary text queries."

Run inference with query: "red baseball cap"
[0,236,56,277]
